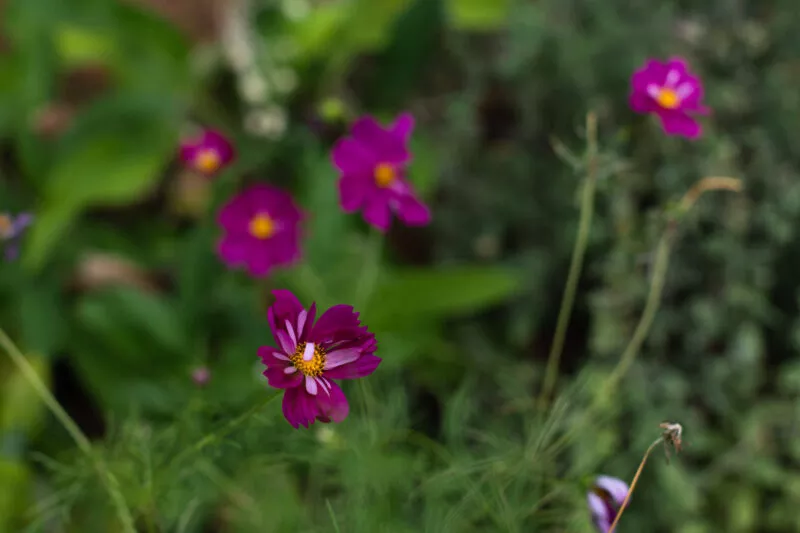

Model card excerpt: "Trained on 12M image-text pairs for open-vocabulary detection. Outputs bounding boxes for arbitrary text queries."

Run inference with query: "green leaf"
[23,96,178,269]
[444,0,510,30]
[364,266,523,329]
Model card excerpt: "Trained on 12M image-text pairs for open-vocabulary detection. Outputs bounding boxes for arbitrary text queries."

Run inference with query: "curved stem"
[607,437,663,533]
[539,112,599,408]
[0,328,136,533]
[172,390,281,467]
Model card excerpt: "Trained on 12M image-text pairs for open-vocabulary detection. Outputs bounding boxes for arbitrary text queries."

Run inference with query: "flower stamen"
[655,88,680,109]
[374,163,395,188]
[290,341,326,377]
[194,149,221,173]
[249,212,276,239]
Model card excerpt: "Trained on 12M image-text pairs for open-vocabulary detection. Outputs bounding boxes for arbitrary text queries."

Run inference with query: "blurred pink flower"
[629,57,709,139]
[179,129,235,176]
[331,113,430,232]
[259,290,380,428]
[587,475,629,533]
[216,184,303,277]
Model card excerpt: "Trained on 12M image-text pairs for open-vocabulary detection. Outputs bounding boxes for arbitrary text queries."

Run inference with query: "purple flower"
[0,212,33,261]
[629,57,710,139]
[587,475,629,533]
[179,129,235,176]
[258,290,380,428]
[331,113,431,232]
[217,184,303,278]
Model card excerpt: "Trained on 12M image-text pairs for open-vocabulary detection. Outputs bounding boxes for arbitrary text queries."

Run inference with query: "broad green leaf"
[444,0,510,30]
[364,266,523,329]
[23,97,177,269]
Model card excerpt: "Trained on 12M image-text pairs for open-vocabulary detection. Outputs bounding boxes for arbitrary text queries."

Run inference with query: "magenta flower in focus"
[258,290,380,428]
[180,129,235,176]
[587,475,629,533]
[0,212,33,261]
[331,113,431,232]
[629,57,709,139]
[217,184,303,277]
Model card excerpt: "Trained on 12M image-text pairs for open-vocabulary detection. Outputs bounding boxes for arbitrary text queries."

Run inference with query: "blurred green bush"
[0,0,798,531]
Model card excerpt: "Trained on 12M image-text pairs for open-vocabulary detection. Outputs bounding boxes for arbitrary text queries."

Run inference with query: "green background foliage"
[0,0,795,531]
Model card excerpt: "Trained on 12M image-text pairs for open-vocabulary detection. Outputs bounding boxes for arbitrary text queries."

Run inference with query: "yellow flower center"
[248,212,276,239]
[0,215,12,239]
[194,149,221,174]
[374,163,395,188]
[289,342,326,377]
[656,88,680,109]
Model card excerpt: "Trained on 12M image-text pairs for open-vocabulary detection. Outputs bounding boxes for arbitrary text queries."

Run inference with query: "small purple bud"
[191,366,211,387]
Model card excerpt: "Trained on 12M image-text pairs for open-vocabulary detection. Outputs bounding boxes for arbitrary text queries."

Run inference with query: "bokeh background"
[1,0,798,531]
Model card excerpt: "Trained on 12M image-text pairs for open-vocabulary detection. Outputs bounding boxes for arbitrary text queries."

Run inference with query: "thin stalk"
[607,437,663,533]
[539,112,599,408]
[0,328,136,533]
[549,177,743,450]
[171,390,281,467]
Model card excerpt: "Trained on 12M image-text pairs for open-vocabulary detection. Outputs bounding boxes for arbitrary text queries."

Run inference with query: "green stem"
[602,231,671,394]
[539,112,599,408]
[171,391,281,467]
[0,328,136,533]
[354,228,384,310]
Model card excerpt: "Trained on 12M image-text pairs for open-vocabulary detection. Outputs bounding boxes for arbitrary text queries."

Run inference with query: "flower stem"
[549,177,742,450]
[0,328,137,533]
[172,390,281,466]
[607,437,663,533]
[601,177,743,396]
[539,112,599,408]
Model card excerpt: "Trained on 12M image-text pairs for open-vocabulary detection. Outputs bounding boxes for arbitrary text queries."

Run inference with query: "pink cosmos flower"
[258,290,380,428]
[331,113,431,232]
[629,57,710,139]
[216,184,303,277]
[587,475,629,533]
[179,129,235,176]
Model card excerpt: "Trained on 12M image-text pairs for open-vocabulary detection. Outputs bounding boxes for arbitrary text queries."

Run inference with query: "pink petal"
[257,345,289,365]
[315,380,350,423]
[245,245,275,278]
[263,365,303,389]
[350,115,410,164]
[394,193,431,227]
[310,304,361,344]
[390,112,415,143]
[657,110,702,139]
[332,138,375,176]
[323,348,361,370]
[217,236,251,266]
[282,387,315,428]
[338,176,370,213]
[362,195,391,232]
[324,354,382,380]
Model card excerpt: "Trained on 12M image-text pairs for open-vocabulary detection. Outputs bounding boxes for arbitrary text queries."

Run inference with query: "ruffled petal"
[315,380,350,423]
[310,304,362,344]
[350,115,410,164]
[263,365,303,389]
[324,354,382,380]
[282,386,316,428]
